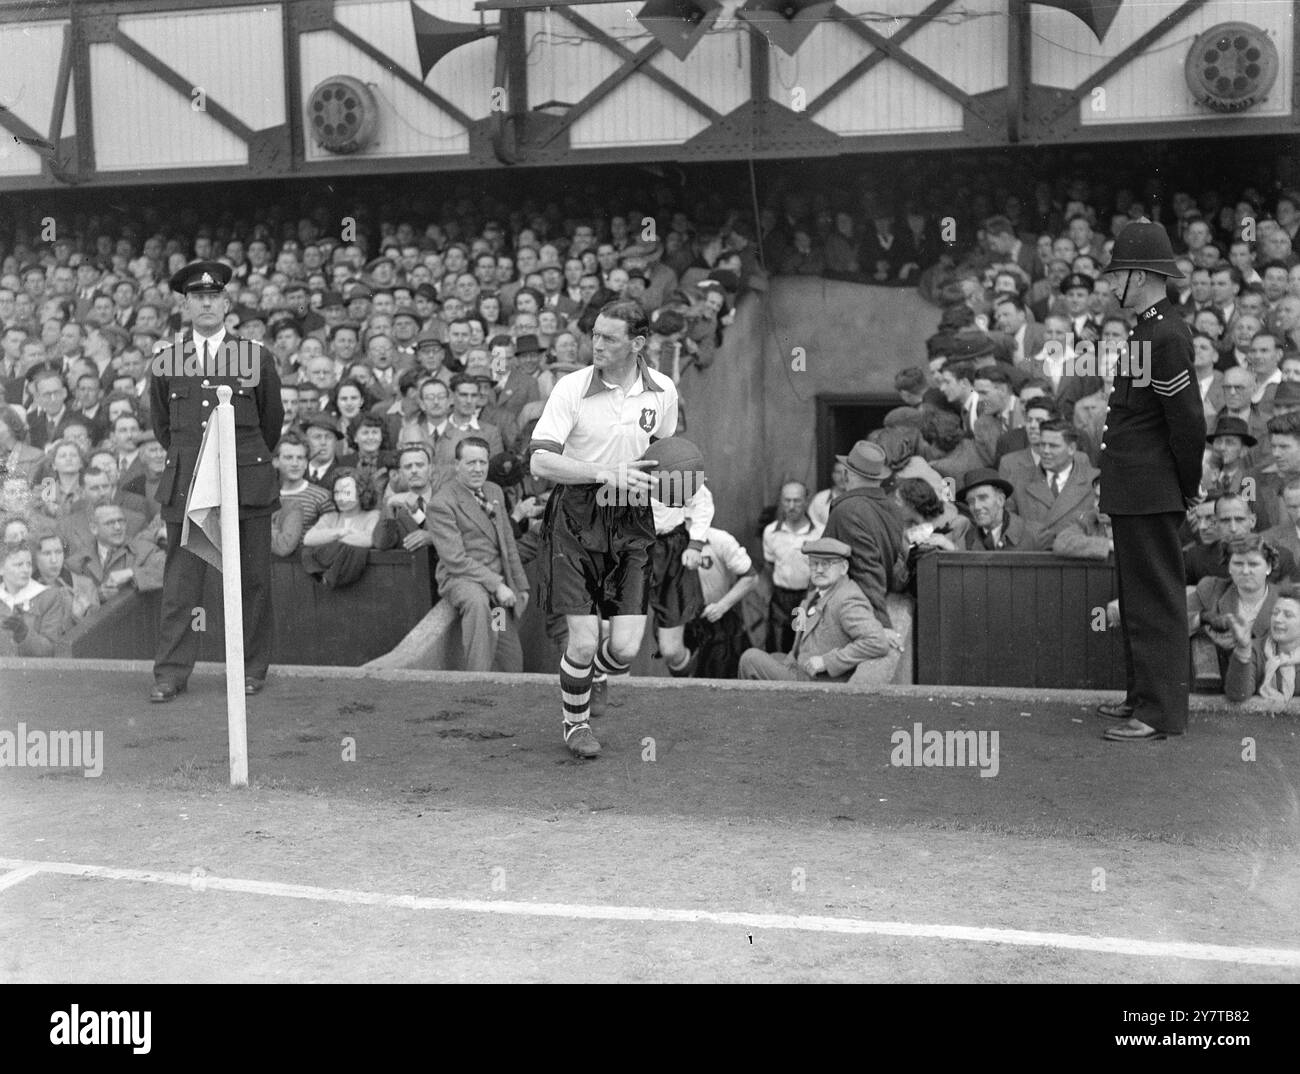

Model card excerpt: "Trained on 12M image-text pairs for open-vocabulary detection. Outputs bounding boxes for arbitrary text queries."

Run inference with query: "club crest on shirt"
[639,407,657,433]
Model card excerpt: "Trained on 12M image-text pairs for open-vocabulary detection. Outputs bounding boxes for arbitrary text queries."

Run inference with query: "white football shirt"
[529,359,678,469]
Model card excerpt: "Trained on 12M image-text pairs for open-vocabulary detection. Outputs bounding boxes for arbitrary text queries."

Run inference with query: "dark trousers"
[687,608,748,679]
[1111,511,1188,734]
[766,586,805,653]
[154,516,274,685]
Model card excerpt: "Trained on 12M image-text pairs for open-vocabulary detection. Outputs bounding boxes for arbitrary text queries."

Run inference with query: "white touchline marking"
[0,865,41,892]
[2,857,1298,969]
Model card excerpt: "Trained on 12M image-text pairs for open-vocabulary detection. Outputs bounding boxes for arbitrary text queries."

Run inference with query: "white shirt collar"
[0,580,47,608]
[192,326,227,351]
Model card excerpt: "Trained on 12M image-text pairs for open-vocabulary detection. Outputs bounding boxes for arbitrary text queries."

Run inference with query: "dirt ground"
[2,665,1299,983]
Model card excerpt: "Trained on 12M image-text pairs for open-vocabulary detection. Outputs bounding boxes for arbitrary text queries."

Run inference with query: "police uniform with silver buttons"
[150,260,284,693]
[1098,222,1206,737]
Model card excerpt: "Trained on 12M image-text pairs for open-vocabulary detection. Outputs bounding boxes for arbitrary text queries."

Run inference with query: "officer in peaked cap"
[1097,220,1204,742]
[148,259,283,703]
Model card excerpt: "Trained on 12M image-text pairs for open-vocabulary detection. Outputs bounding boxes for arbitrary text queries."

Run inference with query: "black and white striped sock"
[560,654,594,725]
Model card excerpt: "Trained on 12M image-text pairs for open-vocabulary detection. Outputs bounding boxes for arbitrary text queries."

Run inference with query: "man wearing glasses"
[25,371,74,450]
[1218,366,1270,469]
[738,538,901,682]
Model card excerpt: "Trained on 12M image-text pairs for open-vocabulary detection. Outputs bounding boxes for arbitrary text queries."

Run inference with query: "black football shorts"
[539,483,655,618]
[648,523,704,629]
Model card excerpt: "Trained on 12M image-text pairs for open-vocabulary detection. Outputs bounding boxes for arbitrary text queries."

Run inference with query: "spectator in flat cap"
[738,537,901,683]
[957,468,1048,551]
[1061,271,1102,339]
[823,441,910,629]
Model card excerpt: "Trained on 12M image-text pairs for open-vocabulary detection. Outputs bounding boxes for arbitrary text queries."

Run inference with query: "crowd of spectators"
[2,155,1300,694]
[782,172,1300,699]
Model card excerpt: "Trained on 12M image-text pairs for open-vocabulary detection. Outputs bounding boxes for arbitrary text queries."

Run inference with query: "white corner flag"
[180,385,249,787]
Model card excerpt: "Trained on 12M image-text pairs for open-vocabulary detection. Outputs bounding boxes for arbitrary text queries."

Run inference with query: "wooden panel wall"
[68,551,433,666]
[916,552,1125,689]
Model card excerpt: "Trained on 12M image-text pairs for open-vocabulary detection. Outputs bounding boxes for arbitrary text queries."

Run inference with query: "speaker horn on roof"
[637,0,723,62]
[736,0,835,56]
[411,1,495,80]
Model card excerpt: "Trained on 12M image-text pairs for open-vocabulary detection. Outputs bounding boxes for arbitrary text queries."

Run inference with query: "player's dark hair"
[597,299,650,339]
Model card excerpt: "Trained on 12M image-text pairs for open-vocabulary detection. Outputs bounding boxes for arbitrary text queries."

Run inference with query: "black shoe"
[245,678,265,696]
[563,721,601,758]
[149,681,187,703]
[1102,719,1167,742]
[1096,700,1134,719]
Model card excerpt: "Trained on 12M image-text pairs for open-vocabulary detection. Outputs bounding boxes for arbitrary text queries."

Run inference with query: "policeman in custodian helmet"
[1097,221,1205,742]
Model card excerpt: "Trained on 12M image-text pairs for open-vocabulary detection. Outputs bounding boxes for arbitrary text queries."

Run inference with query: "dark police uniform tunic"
[150,331,284,686]
[1099,298,1205,732]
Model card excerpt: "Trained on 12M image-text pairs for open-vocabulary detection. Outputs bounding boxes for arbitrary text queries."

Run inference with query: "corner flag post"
[214,386,248,787]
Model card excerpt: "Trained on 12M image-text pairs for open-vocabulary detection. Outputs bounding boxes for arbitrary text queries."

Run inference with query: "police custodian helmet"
[1106,220,1183,279]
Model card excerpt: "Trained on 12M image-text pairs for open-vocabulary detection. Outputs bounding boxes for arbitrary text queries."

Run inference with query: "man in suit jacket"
[25,370,76,450]
[999,398,1093,494]
[302,411,353,489]
[148,261,283,702]
[68,503,166,600]
[426,436,528,672]
[957,468,1048,551]
[446,373,505,458]
[823,441,910,629]
[993,293,1046,368]
[738,537,899,682]
[971,365,1025,465]
[1008,420,1099,539]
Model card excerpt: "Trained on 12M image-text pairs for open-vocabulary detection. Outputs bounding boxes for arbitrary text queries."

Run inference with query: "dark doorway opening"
[814,394,900,489]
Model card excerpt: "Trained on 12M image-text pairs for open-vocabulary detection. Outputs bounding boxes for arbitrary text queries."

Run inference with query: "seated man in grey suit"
[1008,419,1099,541]
[427,435,529,672]
[738,537,901,682]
